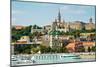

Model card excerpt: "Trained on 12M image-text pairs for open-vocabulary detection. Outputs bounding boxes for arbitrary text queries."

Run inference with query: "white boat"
[31,54,80,63]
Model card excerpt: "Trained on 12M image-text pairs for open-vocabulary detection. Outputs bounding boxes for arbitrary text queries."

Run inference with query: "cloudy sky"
[12,0,96,26]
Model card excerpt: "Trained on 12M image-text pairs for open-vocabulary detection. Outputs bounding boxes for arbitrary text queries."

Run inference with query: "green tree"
[24,49,31,54]
[91,46,96,52]
[31,47,39,54]
[39,45,47,53]
[12,25,32,42]
[88,47,91,52]
[74,30,80,38]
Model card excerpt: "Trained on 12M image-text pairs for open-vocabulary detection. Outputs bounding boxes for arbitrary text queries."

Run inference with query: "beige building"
[85,23,95,30]
[52,10,95,32]
[70,21,84,30]
[85,18,95,30]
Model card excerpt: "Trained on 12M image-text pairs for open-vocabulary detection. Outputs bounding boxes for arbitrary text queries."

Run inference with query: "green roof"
[49,30,61,36]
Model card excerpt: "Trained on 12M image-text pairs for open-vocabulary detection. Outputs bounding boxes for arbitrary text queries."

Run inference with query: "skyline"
[12,1,96,26]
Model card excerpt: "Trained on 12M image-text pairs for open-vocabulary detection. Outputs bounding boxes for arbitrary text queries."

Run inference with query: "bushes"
[31,47,39,54]
[87,46,96,52]
[39,45,68,53]
[92,46,96,52]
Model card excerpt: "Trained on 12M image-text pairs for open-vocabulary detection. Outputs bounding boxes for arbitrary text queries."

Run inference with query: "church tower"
[58,9,61,22]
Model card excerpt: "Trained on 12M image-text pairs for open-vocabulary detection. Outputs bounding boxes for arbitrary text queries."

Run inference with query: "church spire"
[58,9,61,22]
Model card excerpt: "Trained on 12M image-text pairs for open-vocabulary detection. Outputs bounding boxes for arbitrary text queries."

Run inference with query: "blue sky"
[12,1,96,26]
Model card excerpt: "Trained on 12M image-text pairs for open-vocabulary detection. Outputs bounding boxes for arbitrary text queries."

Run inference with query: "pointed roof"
[58,9,61,22]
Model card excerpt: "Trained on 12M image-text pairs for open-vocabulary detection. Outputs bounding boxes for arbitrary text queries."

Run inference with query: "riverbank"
[79,54,95,59]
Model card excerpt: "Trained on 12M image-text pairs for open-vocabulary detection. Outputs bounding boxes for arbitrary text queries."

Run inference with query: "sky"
[12,0,96,26]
